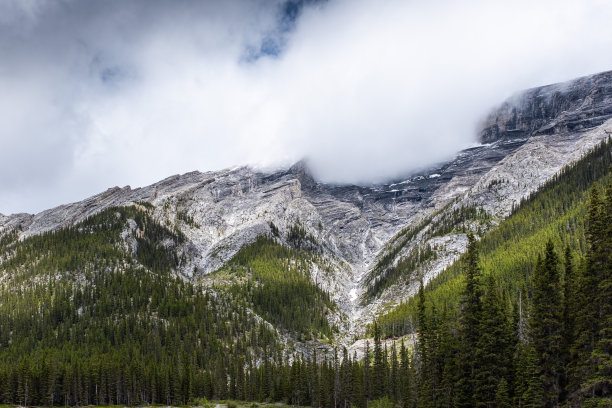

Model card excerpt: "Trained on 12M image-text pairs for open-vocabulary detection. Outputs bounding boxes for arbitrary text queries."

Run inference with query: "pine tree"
[474,274,513,407]
[562,244,575,400]
[399,341,414,408]
[340,347,352,408]
[416,279,433,408]
[519,343,543,408]
[569,186,608,403]
[494,377,511,408]
[582,182,612,404]
[455,233,482,408]
[389,342,399,404]
[351,351,365,408]
[531,242,564,407]
[436,303,458,408]
[364,341,371,404]
[371,322,385,399]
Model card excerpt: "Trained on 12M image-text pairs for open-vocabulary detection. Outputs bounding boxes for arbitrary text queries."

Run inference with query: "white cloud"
[2,0,612,214]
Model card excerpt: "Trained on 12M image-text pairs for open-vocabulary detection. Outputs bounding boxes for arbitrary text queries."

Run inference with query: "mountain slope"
[376,136,612,338]
[1,71,612,406]
[0,206,285,405]
[1,70,612,343]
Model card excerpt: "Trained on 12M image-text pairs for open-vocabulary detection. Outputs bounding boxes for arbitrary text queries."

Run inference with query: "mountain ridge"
[2,70,612,342]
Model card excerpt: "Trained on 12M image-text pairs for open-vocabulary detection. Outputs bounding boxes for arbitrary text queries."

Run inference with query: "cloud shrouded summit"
[2,0,612,214]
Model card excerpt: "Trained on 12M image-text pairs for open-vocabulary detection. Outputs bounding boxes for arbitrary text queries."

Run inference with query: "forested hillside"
[378,137,612,336]
[207,235,338,340]
[0,207,286,406]
[374,138,612,407]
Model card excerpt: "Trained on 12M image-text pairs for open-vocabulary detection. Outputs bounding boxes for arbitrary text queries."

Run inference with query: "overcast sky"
[2,0,612,214]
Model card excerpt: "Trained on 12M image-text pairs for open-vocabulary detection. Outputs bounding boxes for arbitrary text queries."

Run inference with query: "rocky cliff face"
[2,70,612,342]
[480,70,612,143]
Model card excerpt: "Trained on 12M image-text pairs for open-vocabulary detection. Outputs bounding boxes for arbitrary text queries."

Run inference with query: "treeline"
[1,141,610,406]
[414,179,611,407]
[0,207,283,406]
[2,188,606,407]
[0,206,341,406]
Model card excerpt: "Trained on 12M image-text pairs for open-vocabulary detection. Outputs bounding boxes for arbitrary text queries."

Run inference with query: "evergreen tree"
[455,233,482,407]
[436,303,459,408]
[494,377,511,408]
[582,182,612,405]
[399,341,414,408]
[531,242,564,407]
[371,322,385,400]
[562,244,576,400]
[364,341,371,404]
[569,186,610,404]
[416,279,434,408]
[389,343,399,404]
[474,274,513,407]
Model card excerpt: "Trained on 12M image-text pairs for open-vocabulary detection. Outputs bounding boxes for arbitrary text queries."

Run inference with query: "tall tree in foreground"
[474,274,513,407]
[531,241,564,407]
[569,184,612,406]
[582,182,612,406]
[455,233,482,408]
[416,278,437,408]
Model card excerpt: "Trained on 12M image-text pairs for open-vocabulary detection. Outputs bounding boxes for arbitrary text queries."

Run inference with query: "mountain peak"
[289,159,317,190]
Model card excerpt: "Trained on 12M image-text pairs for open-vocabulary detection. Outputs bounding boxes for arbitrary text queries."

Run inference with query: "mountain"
[1,70,612,406]
[3,70,612,339]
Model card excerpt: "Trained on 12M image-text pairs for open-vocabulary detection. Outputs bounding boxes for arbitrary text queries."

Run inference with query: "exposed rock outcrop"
[480,70,612,143]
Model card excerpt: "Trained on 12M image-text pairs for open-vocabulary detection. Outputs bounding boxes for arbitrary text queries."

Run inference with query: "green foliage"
[429,205,491,238]
[214,236,336,339]
[366,244,436,302]
[377,137,612,338]
[367,396,394,408]
[531,241,564,406]
[194,396,214,408]
[473,275,513,407]
[287,222,318,251]
[568,181,612,405]
[1,139,611,407]
[454,233,482,408]
[177,210,200,228]
[0,206,282,406]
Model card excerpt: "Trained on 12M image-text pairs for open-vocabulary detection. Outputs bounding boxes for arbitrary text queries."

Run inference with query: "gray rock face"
[480,70,612,143]
[2,70,612,340]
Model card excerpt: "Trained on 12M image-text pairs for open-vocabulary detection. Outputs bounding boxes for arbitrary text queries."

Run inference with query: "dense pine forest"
[0,140,611,407]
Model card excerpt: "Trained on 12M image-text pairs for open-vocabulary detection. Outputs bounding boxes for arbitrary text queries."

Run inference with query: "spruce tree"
[399,341,414,408]
[562,244,575,400]
[364,341,371,403]
[583,182,612,405]
[436,303,458,408]
[570,186,606,403]
[531,242,564,407]
[416,279,434,408]
[455,233,482,408]
[474,274,513,407]
[494,377,511,408]
[372,322,385,399]
[389,342,399,403]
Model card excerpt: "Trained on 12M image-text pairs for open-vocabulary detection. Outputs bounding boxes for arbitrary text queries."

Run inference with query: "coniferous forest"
[0,140,610,407]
